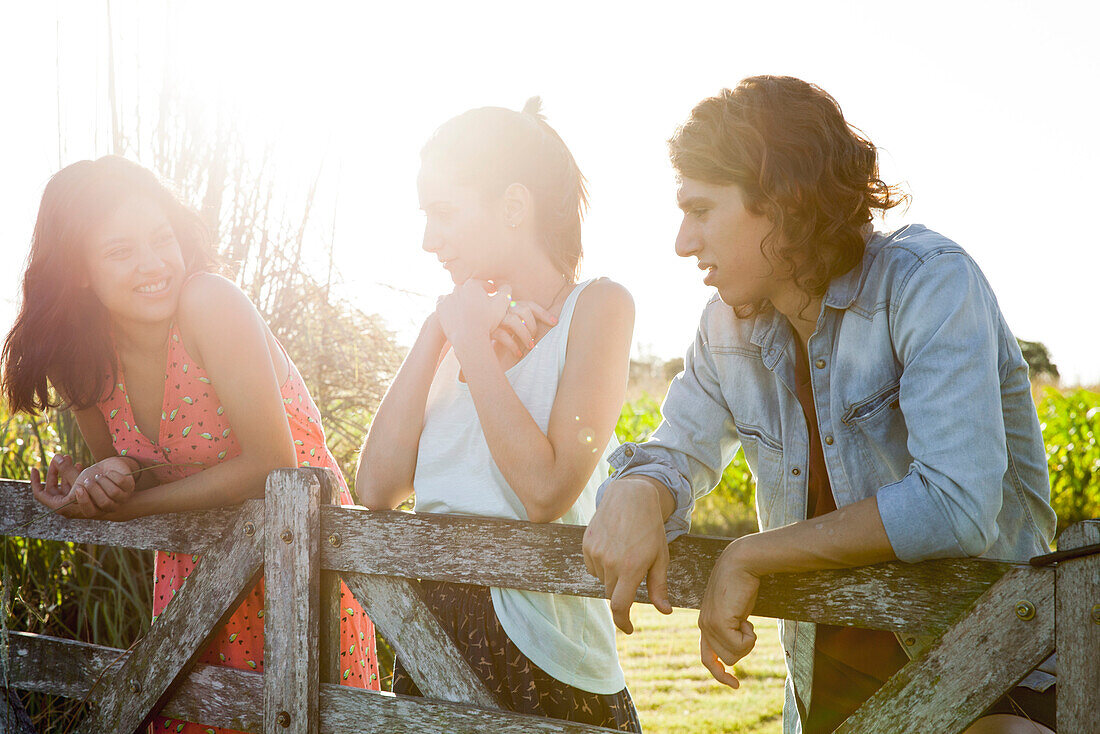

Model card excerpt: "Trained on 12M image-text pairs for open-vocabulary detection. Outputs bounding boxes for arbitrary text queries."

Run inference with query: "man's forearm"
[730,495,897,575]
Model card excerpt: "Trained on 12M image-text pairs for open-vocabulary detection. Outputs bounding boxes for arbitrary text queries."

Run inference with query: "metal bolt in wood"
[275,710,291,727]
[243,521,256,537]
[328,532,341,547]
[280,528,293,544]
[1014,600,1036,621]
[1091,603,1100,625]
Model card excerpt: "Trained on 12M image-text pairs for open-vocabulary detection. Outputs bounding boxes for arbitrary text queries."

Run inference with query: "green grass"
[617,606,785,734]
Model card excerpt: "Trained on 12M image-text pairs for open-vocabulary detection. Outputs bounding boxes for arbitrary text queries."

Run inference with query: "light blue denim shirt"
[597,225,1057,732]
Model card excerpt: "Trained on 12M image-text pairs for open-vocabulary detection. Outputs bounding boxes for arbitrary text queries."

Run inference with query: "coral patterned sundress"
[98,322,380,734]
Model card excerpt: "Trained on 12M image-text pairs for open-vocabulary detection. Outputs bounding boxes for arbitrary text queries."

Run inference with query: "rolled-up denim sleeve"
[877,252,1010,562]
[596,308,742,541]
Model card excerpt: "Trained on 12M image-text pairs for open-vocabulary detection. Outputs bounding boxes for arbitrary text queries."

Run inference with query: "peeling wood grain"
[322,507,1012,634]
[7,631,262,732]
[341,572,497,709]
[314,470,342,687]
[75,500,264,734]
[263,470,321,734]
[1,479,236,554]
[837,566,1056,734]
[1055,519,1100,734]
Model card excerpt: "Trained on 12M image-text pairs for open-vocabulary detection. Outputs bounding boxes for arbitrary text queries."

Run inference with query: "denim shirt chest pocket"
[840,379,911,489]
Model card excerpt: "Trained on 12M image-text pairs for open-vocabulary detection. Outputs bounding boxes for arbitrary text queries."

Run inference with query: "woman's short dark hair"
[420,97,588,280]
[669,75,907,315]
[2,156,215,414]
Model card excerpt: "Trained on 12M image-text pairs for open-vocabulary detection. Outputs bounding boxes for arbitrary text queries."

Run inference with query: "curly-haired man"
[583,76,1057,734]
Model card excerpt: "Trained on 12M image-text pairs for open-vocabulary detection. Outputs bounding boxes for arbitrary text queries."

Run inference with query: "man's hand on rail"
[582,476,675,634]
[698,538,760,688]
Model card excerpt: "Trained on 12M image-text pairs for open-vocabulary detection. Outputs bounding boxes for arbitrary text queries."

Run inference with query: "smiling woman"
[0,155,382,734]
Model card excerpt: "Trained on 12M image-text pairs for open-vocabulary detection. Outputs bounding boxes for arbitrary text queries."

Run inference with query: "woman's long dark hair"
[2,156,215,414]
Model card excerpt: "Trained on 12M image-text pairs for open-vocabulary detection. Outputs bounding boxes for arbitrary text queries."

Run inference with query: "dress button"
[815,359,826,369]
[624,447,634,458]
[824,435,834,446]
[791,467,801,476]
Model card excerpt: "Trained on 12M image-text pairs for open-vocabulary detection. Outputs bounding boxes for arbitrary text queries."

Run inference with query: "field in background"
[618,606,785,733]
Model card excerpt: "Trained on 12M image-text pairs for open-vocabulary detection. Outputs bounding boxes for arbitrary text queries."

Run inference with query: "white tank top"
[413,278,625,694]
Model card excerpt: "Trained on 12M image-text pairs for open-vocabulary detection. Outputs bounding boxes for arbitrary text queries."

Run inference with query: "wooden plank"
[1,479,236,554]
[837,566,1056,734]
[1055,519,1100,733]
[315,470,342,686]
[263,469,321,734]
[6,632,262,732]
[322,683,629,733]
[75,499,264,734]
[341,572,498,709]
[322,507,1011,634]
[7,633,617,733]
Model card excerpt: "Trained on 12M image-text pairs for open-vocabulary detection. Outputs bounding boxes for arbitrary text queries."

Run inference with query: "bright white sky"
[3,1,1099,384]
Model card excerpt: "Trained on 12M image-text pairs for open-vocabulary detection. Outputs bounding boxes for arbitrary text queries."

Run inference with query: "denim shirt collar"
[751,225,883,365]
[823,224,889,311]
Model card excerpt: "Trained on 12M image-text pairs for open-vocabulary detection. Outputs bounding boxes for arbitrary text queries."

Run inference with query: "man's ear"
[502,183,533,229]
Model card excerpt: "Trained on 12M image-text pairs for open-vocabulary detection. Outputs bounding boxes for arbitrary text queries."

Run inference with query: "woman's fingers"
[80,477,120,514]
[491,328,524,358]
[68,485,99,518]
[95,472,134,504]
[30,468,60,507]
[500,313,535,349]
[45,454,61,493]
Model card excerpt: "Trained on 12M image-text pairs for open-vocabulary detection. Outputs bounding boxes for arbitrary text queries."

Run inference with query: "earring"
[510,222,518,229]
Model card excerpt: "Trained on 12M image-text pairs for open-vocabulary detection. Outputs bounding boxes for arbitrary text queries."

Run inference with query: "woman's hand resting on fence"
[32,455,138,520]
[29,453,83,508]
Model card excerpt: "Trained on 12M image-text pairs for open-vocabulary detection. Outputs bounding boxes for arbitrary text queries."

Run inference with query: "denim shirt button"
[624,447,634,458]
[824,435,834,446]
[791,467,801,476]
[815,358,826,369]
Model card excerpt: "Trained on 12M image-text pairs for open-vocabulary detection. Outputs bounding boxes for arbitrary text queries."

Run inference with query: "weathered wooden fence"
[1,468,1097,733]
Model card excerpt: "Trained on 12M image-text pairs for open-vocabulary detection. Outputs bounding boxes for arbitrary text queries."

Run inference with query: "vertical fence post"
[316,469,342,686]
[264,469,322,734]
[1055,519,1100,733]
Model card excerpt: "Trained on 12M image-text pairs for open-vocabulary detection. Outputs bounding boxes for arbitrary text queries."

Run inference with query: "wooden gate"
[2,468,1097,732]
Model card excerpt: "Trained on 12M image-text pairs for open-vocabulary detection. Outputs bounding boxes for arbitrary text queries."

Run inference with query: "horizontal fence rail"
[1,472,1096,733]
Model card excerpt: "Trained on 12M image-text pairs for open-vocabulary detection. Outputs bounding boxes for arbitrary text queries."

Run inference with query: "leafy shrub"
[1037,387,1100,535]
[614,395,757,537]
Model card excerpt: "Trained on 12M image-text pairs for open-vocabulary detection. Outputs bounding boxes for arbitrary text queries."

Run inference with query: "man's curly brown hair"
[669,75,907,316]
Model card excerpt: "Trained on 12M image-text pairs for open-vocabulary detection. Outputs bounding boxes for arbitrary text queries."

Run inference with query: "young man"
[582,76,1058,733]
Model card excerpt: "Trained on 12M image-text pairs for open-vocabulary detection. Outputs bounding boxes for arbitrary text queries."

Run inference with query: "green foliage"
[1037,387,1100,535]
[615,395,757,538]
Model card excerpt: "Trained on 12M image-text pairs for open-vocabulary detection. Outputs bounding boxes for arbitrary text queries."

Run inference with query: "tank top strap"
[555,278,596,368]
